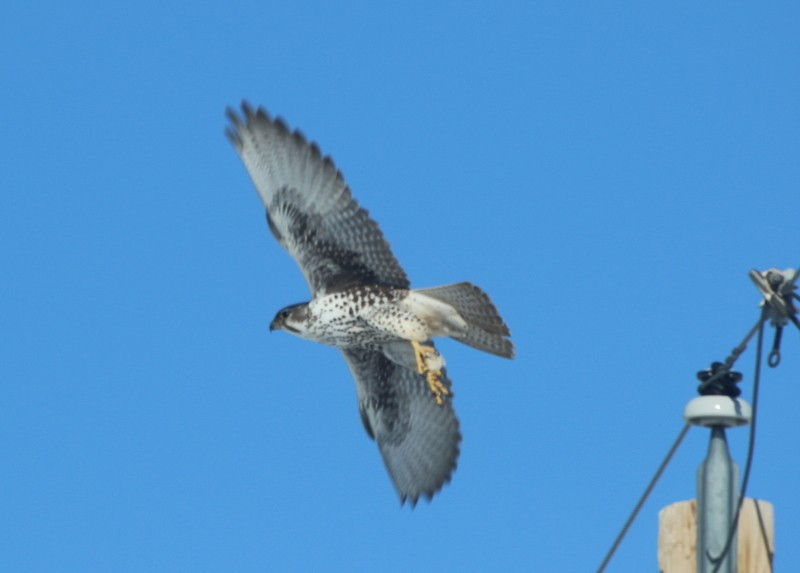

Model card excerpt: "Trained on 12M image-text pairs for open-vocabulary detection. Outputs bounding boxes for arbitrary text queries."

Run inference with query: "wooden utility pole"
[658,498,774,573]
[658,394,775,573]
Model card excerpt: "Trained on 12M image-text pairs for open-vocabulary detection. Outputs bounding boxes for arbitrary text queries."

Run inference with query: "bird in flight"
[226,103,513,505]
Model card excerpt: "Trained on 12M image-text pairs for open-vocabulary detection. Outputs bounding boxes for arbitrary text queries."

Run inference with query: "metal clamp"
[749,267,800,367]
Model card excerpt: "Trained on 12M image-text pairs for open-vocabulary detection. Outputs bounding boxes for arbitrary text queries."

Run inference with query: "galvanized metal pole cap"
[684,395,752,427]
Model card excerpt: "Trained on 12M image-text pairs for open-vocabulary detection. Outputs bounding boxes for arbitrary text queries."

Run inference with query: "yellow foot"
[410,340,449,405]
[410,340,440,373]
[427,369,450,406]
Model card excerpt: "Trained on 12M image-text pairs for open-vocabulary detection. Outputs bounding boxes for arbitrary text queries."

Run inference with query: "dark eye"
[281,310,291,319]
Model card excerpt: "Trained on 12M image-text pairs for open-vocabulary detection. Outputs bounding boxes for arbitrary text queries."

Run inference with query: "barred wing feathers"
[341,348,461,506]
[226,103,409,295]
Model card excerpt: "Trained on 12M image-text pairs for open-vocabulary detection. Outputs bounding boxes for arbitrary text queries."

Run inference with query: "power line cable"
[709,315,766,573]
[595,423,691,573]
[753,499,775,572]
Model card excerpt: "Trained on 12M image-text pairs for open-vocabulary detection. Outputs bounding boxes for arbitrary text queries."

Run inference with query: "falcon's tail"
[415,282,514,359]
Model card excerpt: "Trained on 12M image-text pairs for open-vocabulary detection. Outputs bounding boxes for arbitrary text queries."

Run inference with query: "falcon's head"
[269,303,311,335]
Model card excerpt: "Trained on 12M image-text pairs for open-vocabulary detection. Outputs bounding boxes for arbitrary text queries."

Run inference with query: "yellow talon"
[411,341,449,405]
[427,370,450,405]
[410,340,434,373]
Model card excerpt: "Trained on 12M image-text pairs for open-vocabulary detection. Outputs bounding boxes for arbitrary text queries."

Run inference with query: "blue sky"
[2,2,799,571]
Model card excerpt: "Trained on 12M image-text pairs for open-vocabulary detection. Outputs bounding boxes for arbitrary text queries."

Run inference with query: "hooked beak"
[270,304,304,334]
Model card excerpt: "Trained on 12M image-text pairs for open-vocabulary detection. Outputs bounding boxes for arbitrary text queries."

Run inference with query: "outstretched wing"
[341,347,461,506]
[226,103,410,295]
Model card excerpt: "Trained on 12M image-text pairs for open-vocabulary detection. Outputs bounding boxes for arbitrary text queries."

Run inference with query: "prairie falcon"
[226,103,513,505]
